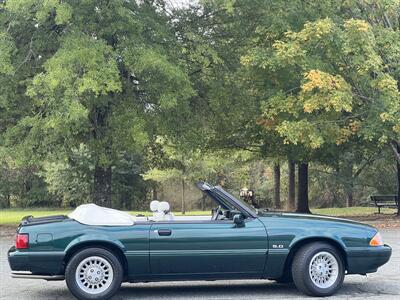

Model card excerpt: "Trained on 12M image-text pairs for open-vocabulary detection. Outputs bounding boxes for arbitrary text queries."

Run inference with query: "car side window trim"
[134,217,255,226]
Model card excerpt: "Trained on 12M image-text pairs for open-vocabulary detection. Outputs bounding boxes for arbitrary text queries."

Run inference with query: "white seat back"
[150,200,160,212]
[150,200,160,219]
[153,201,174,221]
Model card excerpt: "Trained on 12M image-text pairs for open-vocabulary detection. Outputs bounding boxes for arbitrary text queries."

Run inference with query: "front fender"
[264,227,350,279]
[264,234,347,279]
[289,234,347,251]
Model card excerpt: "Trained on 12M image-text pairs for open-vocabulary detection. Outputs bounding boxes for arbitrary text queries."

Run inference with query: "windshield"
[213,186,257,216]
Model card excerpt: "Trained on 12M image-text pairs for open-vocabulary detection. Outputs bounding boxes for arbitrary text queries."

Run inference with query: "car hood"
[257,211,375,229]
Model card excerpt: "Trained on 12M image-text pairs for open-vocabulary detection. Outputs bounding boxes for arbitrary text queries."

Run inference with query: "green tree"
[143,137,223,214]
[173,1,358,213]
[1,0,194,207]
[243,10,400,213]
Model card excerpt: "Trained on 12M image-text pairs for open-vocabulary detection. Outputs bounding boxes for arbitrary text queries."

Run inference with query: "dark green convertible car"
[8,182,391,299]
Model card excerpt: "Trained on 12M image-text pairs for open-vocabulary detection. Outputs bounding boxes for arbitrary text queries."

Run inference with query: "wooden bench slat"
[370,195,398,214]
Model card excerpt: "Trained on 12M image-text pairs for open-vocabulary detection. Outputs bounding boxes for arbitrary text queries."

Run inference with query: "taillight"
[16,233,29,249]
[369,232,384,247]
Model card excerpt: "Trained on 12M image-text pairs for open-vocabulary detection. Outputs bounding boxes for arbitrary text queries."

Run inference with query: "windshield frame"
[196,181,258,218]
[211,186,258,218]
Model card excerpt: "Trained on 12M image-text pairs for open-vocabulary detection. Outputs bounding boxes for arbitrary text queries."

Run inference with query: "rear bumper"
[346,244,392,274]
[11,271,64,281]
[8,246,65,276]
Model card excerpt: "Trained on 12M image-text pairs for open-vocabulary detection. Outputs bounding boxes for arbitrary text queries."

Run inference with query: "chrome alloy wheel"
[308,251,339,289]
[75,256,114,295]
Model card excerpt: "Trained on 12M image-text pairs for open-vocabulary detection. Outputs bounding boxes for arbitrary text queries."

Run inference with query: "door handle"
[156,229,172,236]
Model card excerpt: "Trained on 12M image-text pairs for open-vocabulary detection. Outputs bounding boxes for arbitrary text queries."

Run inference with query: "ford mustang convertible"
[8,182,391,299]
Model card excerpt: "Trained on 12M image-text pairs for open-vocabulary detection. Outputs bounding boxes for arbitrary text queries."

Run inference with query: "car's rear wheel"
[65,248,123,300]
[291,242,345,296]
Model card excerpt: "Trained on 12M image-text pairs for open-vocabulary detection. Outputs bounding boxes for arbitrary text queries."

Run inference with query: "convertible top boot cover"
[68,203,135,226]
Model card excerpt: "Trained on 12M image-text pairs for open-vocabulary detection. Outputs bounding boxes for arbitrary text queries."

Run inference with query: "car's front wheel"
[65,248,123,300]
[292,242,345,296]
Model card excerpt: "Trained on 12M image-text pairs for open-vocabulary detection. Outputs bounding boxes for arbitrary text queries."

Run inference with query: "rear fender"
[65,234,126,253]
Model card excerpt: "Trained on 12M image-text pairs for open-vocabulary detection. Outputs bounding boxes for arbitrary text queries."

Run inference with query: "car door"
[149,217,268,279]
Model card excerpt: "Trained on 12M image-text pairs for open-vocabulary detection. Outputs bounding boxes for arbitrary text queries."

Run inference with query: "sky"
[166,0,199,9]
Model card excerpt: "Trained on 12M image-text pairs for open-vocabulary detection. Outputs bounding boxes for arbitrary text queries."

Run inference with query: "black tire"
[65,248,123,300]
[291,242,345,297]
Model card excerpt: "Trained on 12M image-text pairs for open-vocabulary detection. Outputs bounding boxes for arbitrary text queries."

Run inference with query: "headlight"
[369,232,384,246]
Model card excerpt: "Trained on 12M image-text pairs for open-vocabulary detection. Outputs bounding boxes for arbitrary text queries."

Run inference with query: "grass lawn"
[0,206,396,226]
[311,207,396,216]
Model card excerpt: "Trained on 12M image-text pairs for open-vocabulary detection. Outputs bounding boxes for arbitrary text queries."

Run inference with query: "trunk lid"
[19,215,68,227]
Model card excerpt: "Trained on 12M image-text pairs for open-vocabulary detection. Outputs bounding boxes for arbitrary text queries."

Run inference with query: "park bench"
[370,195,399,214]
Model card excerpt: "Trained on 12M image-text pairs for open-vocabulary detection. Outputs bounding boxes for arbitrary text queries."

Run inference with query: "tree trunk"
[181,178,186,215]
[273,162,281,209]
[93,165,112,207]
[345,163,354,207]
[397,143,400,216]
[346,188,353,208]
[152,182,158,200]
[5,193,10,209]
[90,104,112,207]
[288,159,296,211]
[201,193,207,211]
[397,159,400,216]
[390,141,400,216]
[216,172,225,187]
[296,163,311,214]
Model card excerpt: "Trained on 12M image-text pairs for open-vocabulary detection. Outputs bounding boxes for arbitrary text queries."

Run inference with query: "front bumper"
[346,244,392,274]
[8,246,65,277]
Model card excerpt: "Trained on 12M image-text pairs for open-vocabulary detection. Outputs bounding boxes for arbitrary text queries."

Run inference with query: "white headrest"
[150,200,160,212]
[157,201,170,213]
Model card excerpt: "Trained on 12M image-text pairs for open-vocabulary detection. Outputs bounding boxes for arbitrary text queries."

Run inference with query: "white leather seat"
[150,200,160,219]
[153,201,174,221]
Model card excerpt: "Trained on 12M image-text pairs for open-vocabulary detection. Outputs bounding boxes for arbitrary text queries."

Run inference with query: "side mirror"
[233,214,245,227]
